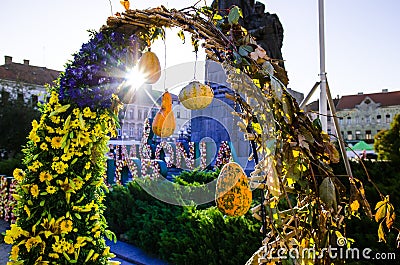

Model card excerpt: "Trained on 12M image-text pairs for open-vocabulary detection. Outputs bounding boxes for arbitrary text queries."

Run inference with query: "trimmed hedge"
[104,171,262,265]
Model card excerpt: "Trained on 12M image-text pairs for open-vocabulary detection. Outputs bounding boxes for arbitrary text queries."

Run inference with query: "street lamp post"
[318,0,328,132]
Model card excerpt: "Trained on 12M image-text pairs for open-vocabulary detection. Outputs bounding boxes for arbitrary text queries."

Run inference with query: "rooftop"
[0,55,60,86]
[336,90,400,110]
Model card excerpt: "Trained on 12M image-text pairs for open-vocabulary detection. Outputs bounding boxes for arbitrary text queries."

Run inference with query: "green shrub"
[0,155,23,176]
[104,169,262,265]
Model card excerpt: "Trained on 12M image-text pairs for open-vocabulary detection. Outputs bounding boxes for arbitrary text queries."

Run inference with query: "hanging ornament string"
[163,36,168,92]
[193,51,198,80]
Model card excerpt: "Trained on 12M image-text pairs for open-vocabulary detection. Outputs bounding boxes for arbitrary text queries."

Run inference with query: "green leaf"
[319,177,337,211]
[312,118,322,131]
[238,45,253,56]
[49,104,70,117]
[228,6,242,25]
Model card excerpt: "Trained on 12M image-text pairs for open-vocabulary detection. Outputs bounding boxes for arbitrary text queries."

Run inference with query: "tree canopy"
[374,113,400,163]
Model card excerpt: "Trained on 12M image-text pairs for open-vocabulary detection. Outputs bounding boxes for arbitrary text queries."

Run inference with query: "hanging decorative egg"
[138,51,161,84]
[215,162,252,217]
[152,91,176,137]
[178,80,214,110]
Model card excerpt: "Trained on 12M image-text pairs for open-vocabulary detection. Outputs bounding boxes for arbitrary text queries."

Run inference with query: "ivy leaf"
[385,202,395,230]
[238,45,253,56]
[319,177,337,211]
[177,30,185,44]
[375,200,387,222]
[325,141,340,163]
[228,6,242,25]
[386,211,395,230]
[378,221,386,242]
[312,118,322,131]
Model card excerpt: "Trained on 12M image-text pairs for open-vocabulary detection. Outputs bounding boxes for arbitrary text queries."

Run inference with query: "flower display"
[5,30,133,264]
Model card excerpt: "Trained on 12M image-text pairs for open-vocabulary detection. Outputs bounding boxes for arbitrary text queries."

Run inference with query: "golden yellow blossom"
[28,160,42,172]
[51,136,63,149]
[13,168,25,182]
[61,153,72,161]
[9,245,19,260]
[52,237,70,253]
[60,219,73,234]
[31,120,39,130]
[39,171,53,182]
[73,108,80,116]
[24,205,31,217]
[40,142,48,151]
[29,130,41,144]
[51,161,68,174]
[73,178,84,190]
[4,224,25,244]
[46,185,57,194]
[48,253,59,259]
[30,184,39,198]
[25,236,41,252]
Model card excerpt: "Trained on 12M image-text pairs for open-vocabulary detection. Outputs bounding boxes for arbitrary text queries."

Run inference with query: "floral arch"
[5,4,395,265]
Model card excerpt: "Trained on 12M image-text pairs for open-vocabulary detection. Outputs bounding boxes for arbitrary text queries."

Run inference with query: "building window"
[117,129,122,137]
[138,109,142,120]
[365,115,371,124]
[366,130,372,140]
[327,128,332,135]
[339,117,343,125]
[355,116,359,124]
[144,110,148,119]
[129,109,134,119]
[130,126,135,137]
[176,110,181,119]
[347,117,351,125]
[347,131,353,140]
[17,93,24,102]
[1,90,10,103]
[377,115,381,123]
[355,130,361,140]
[386,114,391,123]
[31,95,38,106]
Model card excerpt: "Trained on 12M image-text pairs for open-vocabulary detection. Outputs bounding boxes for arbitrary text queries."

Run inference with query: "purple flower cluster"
[59,31,134,109]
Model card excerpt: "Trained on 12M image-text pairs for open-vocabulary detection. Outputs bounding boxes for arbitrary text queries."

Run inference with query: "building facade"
[0,55,60,104]
[335,90,400,142]
[305,90,400,143]
[118,84,190,141]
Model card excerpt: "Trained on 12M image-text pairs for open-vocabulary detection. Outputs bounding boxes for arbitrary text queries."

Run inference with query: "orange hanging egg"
[215,162,252,217]
[138,51,161,84]
[152,92,176,137]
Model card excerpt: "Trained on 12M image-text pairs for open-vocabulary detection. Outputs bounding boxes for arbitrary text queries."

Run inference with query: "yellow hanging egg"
[178,81,214,110]
[216,162,252,217]
[138,51,161,84]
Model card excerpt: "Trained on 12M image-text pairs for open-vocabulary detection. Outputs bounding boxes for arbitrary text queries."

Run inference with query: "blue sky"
[1,0,399,99]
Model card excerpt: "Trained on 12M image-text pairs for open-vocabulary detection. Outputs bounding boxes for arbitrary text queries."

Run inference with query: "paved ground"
[0,220,11,265]
[0,219,167,265]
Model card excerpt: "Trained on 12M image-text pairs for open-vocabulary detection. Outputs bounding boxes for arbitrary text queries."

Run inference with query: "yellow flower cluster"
[8,90,119,264]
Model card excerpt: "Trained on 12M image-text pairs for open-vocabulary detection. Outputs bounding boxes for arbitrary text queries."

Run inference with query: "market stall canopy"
[350,140,374,151]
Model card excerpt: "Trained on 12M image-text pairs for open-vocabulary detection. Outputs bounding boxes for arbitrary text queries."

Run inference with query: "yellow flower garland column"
[6,90,121,264]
